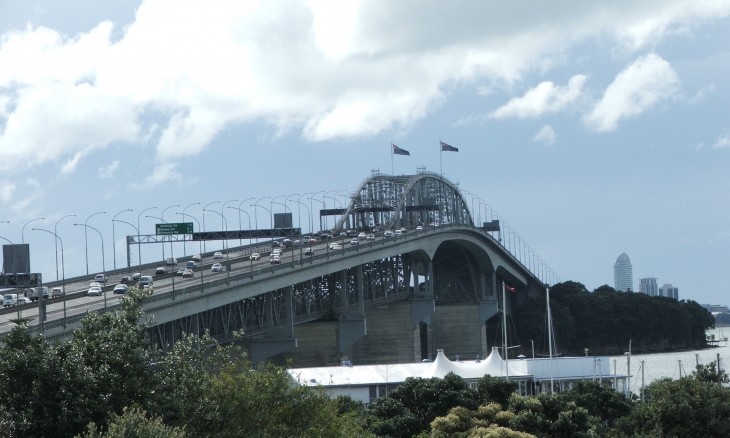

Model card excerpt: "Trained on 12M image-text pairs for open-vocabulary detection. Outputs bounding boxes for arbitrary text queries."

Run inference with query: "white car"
[350,239,359,246]
[89,282,102,288]
[250,253,261,261]
[329,243,343,250]
[15,297,32,306]
[304,248,315,256]
[211,262,223,272]
[213,251,224,260]
[51,287,64,298]
[384,230,394,238]
[358,232,367,240]
[270,255,281,265]
[394,229,403,236]
[94,274,107,283]
[366,233,375,241]
[416,225,424,231]
[191,254,202,262]
[87,286,103,297]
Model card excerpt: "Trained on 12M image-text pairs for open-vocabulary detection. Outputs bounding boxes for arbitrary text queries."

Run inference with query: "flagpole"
[439,141,443,177]
[390,143,394,175]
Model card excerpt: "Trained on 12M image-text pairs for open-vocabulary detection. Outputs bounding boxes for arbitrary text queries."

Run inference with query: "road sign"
[155,222,194,235]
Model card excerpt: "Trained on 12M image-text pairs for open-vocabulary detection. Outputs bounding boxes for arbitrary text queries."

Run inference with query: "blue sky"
[1,0,729,305]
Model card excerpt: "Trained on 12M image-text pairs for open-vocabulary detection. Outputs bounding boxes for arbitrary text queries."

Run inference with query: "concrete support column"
[250,288,298,363]
[338,265,367,353]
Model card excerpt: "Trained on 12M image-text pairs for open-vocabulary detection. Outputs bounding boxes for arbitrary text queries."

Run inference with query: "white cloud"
[99,160,119,178]
[713,133,730,148]
[490,75,586,119]
[0,181,15,202]
[130,162,181,189]
[0,0,727,177]
[533,125,556,145]
[583,53,680,132]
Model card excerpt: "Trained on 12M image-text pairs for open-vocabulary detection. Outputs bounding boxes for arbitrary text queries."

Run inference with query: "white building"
[639,278,658,296]
[288,348,629,405]
[614,253,633,292]
[659,284,679,300]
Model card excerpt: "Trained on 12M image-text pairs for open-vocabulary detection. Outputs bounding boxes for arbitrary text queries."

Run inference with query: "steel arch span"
[334,172,473,232]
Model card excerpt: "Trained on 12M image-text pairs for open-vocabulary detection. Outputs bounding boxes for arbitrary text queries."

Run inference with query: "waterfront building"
[639,278,658,296]
[659,284,679,300]
[614,253,633,292]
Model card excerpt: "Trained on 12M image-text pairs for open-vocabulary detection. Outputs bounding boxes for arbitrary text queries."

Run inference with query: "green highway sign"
[155,222,194,235]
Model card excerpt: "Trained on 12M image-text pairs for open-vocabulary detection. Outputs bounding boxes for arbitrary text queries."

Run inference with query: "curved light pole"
[293,193,311,234]
[308,196,326,232]
[54,214,75,281]
[112,209,133,270]
[75,223,106,309]
[202,201,220,253]
[204,209,230,282]
[252,196,270,231]
[235,197,254,246]
[228,205,251,248]
[289,199,311,236]
[83,211,105,275]
[175,212,203,256]
[137,207,156,266]
[146,215,167,261]
[221,199,237,250]
[181,202,200,256]
[111,219,139,269]
[22,217,45,244]
[251,202,272,243]
[32,228,68,326]
[161,204,180,261]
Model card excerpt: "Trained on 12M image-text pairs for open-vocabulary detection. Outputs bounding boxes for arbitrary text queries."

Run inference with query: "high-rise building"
[639,277,658,296]
[614,253,633,292]
[659,284,679,300]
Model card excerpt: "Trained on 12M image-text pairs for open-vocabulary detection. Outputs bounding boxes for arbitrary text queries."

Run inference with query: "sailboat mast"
[547,286,554,393]
[502,281,509,380]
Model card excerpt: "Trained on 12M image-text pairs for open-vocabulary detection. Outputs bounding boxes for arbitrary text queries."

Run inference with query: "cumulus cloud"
[99,160,119,178]
[0,181,15,202]
[490,75,586,119]
[0,0,727,182]
[533,125,556,145]
[583,53,680,132]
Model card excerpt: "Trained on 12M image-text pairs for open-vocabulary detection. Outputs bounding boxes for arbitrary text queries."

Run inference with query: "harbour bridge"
[1,172,556,366]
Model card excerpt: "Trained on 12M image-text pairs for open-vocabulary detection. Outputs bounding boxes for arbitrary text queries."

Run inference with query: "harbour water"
[607,327,729,394]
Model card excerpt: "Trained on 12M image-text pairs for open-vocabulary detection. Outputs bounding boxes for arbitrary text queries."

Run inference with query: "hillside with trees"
[486,281,714,357]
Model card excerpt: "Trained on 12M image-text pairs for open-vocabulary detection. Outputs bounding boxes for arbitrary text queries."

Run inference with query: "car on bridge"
[113,284,128,294]
[329,243,343,250]
[191,254,202,262]
[120,276,134,284]
[304,247,315,256]
[176,268,186,276]
[94,274,107,283]
[366,233,375,241]
[51,287,64,298]
[211,263,223,272]
[384,230,394,238]
[15,297,32,306]
[166,257,178,266]
[270,255,281,265]
[87,286,103,297]
[250,253,261,261]
[350,239,359,246]
[182,269,194,278]
[155,267,166,275]
[213,252,224,260]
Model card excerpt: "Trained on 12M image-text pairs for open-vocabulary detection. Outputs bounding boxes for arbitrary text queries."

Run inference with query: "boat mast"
[547,286,554,393]
[502,281,509,381]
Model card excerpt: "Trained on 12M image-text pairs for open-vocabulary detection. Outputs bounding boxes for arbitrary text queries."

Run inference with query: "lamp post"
[146,215,167,261]
[175,212,203,256]
[112,209,133,270]
[32,228,68,326]
[161,204,180,261]
[112,219,138,269]
[83,211,105,275]
[289,199,311,237]
[181,202,200,256]
[221,199,237,250]
[251,202,272,243]
[75,223,107,309]
[202,201,220,253]
[54,214,76,281]
[308,196,325,233]
[228,205,251,248]
[252,196,270,232]
[204,209,230,282]
[137,207,156,266]
[22,217,45,244]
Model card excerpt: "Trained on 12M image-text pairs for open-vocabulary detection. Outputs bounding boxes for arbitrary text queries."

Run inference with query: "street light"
[308,196,325,232]
[75,223,107,309]
[175,212,203,256]
[251,202,272,243]
[137,207,157,266]
[181,202,200,256]
[221,199,237,250]
[252,196,270,231]
[228,204,252,248]
[289,198,311,237]
[32,228,68,326]
[146,215,167,261]
[21,217,45,244]
[202,201,220,253]
[161,204,180,260]
[54,214,75,281]
[84,211,106,275]
[204,209,230,283]
[112,219,139,270]
[112,209,133,270]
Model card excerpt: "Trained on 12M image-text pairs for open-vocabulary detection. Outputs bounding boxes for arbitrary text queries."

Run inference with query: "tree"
[76,406,187,438]
[476,375,518,407]
[693,360,729,384]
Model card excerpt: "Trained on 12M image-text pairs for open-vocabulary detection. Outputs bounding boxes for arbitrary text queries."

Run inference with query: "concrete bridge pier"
[250,288,297,363]
[338,266,367,355]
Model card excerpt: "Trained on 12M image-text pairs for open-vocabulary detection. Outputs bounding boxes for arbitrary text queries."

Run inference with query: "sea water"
[607,327,729,393]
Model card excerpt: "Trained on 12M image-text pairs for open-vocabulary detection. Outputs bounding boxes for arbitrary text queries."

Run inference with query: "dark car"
[155,267,166,276]
[120,276,133,284]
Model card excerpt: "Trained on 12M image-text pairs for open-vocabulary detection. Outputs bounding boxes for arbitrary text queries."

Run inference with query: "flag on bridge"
[440,141,458,152]
[505,284,516,293]
[392,144,410,156]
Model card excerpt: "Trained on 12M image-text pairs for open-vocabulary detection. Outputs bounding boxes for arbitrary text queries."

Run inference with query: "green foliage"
[692,359,729,384]
[476,375,518,407]
[366,397,422,438]
[75,406,187,438]
[511,281,715,356]
[615,376,730,437]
